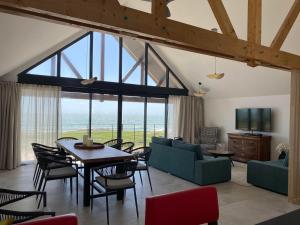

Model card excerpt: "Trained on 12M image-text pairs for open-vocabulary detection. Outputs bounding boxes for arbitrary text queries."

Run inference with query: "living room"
[0,1,300,225]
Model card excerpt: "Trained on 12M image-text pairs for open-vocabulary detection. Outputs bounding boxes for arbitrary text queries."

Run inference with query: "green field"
[62,129,164,147]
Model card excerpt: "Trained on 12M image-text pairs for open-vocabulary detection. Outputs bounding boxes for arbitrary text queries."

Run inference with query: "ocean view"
[61,113,165,132]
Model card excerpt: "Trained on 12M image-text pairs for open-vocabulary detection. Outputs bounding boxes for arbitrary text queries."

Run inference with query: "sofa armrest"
[194,157,231,185]
[247,160,288,195]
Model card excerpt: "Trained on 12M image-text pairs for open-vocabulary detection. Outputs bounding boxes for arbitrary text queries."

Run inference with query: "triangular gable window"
[23,31,187,92]
[27,55,57,76]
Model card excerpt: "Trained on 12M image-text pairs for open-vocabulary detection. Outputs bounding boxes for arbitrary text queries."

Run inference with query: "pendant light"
[194,82,207,97]
[207,28,225,80]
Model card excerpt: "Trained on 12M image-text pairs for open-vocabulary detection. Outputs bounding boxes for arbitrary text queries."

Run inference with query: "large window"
[21,31,188,153]
[61,92,90,139]
[122,96,145,147]
[147,98,166,145]
[92,94,118,143]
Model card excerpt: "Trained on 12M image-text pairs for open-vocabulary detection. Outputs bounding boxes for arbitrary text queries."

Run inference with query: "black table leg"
[83,164,91,207]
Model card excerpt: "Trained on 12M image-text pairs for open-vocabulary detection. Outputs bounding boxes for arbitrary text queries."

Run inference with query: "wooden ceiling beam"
[152,0,167,18]
[0,0,300,71]
[271,0,300,50]
[247,0,262,67]
[207,0,238,39]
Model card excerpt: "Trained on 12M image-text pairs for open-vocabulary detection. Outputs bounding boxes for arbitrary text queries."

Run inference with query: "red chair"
[145,187,219,225]
[18,214,78,225]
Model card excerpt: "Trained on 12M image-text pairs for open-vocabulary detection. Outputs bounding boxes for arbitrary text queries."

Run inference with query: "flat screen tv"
[235,108,250,131]
[236,108,272,132]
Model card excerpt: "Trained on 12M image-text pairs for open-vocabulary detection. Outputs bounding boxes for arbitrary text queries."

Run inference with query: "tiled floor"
[0,163,298,225]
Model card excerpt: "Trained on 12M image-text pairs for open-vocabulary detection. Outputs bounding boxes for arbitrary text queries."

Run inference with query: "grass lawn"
[62,129,164,147]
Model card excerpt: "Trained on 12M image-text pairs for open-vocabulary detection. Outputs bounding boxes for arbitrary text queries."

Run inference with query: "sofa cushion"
[172,141,203,160]
[283,153,289,167]
[152,137,172,146]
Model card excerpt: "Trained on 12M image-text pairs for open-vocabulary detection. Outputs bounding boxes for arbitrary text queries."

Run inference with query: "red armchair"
[145,187,219,225]
[18,214,78,225]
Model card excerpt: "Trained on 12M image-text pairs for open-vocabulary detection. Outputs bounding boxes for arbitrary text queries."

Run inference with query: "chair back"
[145,187,219,225]
[199,127,218,144]
[57,137,78,141]
[96,161,137,180]
[103,139,123,149]
[120,142,135,153]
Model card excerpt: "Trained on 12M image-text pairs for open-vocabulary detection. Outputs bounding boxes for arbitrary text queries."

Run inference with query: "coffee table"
[208,150,235,166]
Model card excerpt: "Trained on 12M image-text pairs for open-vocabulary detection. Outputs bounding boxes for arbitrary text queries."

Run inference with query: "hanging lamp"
[194,82,207,97]
[207,28,225,80]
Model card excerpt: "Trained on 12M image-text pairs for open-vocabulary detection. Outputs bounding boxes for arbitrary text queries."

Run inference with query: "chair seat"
[95,176,135,190]
[48,167,77,179]
[136,162,147,170]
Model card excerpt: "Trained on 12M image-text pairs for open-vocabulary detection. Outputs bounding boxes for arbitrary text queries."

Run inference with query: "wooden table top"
[56,140,133,164]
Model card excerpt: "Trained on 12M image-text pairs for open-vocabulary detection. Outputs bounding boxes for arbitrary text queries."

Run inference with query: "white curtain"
[168,96,181,139]
[168,96,204,144]
[20,84,61,161]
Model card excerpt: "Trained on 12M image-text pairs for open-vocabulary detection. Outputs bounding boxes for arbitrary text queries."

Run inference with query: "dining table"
[56,139,134,207]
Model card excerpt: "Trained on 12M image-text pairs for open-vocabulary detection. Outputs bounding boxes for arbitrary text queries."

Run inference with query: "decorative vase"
[278,151,287,160]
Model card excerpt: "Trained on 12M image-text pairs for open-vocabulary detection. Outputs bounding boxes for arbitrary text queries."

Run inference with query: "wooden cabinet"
[228,133,271,163]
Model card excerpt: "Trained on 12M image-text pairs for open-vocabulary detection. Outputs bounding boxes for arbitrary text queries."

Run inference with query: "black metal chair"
[0,209,55,224]
[130,147,153,191]
[103,139,123,149]
[0,188,55,224]
[119,142,135,153]
[91,161,139,225]
[36,152,79,207]
[57,137,78,141]
[32,143,66,189]
[0,188,47,208]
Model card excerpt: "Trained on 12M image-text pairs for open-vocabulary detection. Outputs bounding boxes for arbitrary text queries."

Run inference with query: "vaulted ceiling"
[1,0,299,98]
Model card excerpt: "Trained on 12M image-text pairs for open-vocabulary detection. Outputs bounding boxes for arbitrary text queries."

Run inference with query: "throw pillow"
[152,137,172,146]
[0,219,14,225]
[172,141,203,160]
[283,152,289,167]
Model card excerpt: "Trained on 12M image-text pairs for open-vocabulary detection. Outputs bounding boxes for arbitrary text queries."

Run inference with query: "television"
[236,108,272,132]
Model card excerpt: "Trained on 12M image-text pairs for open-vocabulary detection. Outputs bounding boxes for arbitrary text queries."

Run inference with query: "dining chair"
[130,147,153,191]
[103,139,123,149]
[91,161,139,225]
[35,152,79,207]
[119,142,135,153]
[57,137,78,141]
[32,143,66,188]
[145,187,219,225]
[0,209,55,224]
[0,188,47,208]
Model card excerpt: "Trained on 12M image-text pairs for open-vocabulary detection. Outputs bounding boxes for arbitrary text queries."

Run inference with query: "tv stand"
[228,133,271,163]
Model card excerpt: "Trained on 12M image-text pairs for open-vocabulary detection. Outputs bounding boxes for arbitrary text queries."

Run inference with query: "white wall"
[204,95,290,160]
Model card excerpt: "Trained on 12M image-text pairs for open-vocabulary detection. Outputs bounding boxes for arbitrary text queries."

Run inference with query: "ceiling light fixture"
[194,82,207,97]
[207,28,225,80]
[81,77,98,85]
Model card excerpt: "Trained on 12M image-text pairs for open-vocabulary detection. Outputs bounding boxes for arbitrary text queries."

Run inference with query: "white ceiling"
[0,12,80,76]
[1,0,299,98]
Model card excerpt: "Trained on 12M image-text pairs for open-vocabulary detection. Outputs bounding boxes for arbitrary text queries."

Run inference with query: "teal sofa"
[247,159,288,195]
[149,137,231,185]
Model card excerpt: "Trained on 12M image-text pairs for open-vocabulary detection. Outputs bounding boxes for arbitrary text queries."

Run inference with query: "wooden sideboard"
[228,133,271,163]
